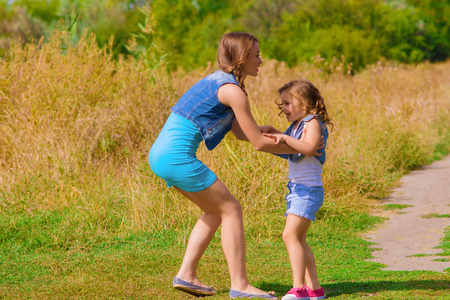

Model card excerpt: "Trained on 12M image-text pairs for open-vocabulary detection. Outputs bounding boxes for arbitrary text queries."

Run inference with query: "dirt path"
[364,155,450,272]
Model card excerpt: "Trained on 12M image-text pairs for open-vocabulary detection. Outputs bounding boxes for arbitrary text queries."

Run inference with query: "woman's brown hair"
[217,32,258,94]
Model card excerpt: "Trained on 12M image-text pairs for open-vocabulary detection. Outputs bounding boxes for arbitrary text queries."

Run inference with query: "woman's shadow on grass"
[260,279,450,298]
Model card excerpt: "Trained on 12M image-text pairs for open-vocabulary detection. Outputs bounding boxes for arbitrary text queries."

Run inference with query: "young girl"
[263,79,331,300]
[149,33,321,299]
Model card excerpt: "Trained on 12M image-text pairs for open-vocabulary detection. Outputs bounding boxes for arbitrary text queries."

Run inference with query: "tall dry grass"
[1,32,449,246]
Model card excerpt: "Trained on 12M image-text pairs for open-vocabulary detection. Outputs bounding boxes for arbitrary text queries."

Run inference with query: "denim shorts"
[148,112,217,192]
[285,182,324,222]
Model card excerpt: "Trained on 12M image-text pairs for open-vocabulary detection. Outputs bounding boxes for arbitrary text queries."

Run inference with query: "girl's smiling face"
[279,91,307,123]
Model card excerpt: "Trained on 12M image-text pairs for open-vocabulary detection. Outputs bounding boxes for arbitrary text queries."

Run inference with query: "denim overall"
[276,114,328,165]
[171,70,240,150]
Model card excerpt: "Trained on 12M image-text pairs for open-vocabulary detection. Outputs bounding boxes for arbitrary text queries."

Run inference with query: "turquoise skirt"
[148,112,217,192]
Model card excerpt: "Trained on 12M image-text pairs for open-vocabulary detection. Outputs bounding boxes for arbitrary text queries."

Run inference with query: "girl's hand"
[263,133,285,144]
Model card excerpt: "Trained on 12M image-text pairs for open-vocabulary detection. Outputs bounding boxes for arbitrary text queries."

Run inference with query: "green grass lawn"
[1,208,449,299]
[1,36,450,299]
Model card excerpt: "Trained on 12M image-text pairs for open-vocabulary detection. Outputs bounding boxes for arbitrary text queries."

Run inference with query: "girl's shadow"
[260,279,450,298]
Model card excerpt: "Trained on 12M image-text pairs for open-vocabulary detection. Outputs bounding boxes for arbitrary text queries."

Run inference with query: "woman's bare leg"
[175,187,222,287]
[174,179,269,294]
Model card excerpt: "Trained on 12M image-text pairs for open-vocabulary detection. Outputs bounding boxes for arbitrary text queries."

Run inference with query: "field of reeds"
[1,32,449,299]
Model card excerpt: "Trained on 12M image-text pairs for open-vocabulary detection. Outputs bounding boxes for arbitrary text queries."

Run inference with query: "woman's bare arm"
[232,121,282,141]
[219,84,317,154]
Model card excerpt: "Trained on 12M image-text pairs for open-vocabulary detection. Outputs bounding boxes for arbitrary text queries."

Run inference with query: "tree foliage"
[1,0,449,71]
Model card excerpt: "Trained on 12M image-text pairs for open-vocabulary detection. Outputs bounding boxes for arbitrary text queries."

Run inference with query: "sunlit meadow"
[0,32,449,298]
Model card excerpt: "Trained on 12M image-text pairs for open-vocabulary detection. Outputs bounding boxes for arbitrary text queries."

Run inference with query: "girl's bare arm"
[264,119,322,157]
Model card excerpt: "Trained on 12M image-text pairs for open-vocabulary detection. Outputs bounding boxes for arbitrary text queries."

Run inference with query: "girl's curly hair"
[277,79,333,128]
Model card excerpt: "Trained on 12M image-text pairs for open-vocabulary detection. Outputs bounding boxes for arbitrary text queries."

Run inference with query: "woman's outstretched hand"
[258,125,281,134]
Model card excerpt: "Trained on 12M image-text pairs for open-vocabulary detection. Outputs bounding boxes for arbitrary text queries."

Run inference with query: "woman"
[149,32,319,298]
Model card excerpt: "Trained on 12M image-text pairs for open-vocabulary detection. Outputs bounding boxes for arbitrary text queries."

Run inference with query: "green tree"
[405,0,450,61]
[2,0,449,69]
[150,0,243,70]
[13,0,60,24]
[240,0,293,40]
[380,1,428,62]
[263,0,387,70]
[0,1,44,57]
[55,0,145,55]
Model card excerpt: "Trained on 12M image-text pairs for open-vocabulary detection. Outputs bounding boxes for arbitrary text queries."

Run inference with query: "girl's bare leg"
[174,179,269,294]
[304,248,320,290]
[282,214,319,289]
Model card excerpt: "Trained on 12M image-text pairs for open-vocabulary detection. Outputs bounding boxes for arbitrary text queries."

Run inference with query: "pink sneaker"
[281,287,310,300]
[305,286,325,300]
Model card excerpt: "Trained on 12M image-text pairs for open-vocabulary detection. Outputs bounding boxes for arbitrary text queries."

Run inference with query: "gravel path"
[364,155,450,272]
